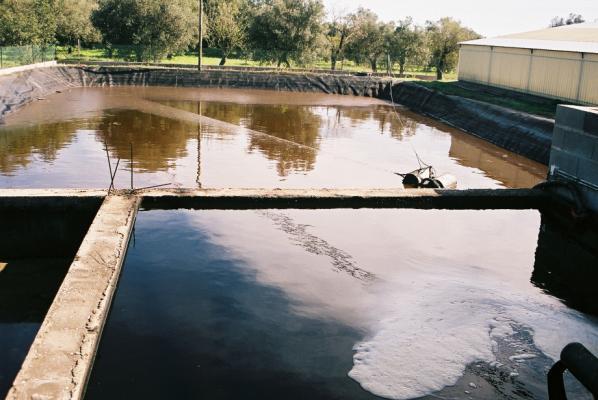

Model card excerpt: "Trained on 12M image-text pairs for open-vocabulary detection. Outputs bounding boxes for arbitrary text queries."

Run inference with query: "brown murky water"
[0,87,546,189]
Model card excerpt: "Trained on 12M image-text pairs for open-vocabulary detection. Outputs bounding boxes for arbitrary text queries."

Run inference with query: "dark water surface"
[86,209,597,400]
[0,203,99,398]
[0,258,72,398]
[1,87,546,189]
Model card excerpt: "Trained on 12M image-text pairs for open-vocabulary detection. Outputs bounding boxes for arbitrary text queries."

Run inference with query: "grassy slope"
[416,81,561,118]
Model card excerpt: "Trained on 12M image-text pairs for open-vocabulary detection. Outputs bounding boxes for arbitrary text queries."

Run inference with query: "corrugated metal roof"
[461,22,598,54]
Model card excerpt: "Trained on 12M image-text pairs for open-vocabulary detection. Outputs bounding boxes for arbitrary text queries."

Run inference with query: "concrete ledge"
[0,188,550,210]
[0,189,107,197]
[138,188,550,210]
[0,61,57,77]
[7,195,140,400]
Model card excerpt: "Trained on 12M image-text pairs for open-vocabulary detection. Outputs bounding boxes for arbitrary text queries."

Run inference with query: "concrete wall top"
[0,61,57,77]
[555,105,598,137]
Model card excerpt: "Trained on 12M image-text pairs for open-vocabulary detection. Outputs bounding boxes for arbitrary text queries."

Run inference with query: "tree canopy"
[0,0,483,78]
[344,9,393,73]
[204,0,247,65]
[426,17,480,80]
[247,0,326,67]
[0,0,58,46]
[550,13,585,27]
[92,0,198,62]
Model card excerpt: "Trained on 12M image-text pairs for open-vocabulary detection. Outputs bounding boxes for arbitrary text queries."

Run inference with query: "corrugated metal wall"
[458,45,598,105]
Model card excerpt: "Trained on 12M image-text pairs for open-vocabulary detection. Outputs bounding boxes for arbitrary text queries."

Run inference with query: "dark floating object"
[396,166,457,189]
[422,174,458,189]
[548,342,598,399]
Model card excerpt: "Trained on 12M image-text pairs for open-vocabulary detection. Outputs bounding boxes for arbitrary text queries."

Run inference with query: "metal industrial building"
[458,22,598,105]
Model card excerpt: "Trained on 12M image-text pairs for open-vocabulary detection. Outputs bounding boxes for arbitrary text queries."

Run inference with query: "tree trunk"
[436,65,443,80]
[331,52,337,70]
[370,59,377,73]
[219,56,226,66]
[399,63,405,76]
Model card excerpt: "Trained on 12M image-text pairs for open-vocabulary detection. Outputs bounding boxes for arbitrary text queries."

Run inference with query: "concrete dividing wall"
[458,45,598,105]
[548,105,598,213]
[0,65,554,164]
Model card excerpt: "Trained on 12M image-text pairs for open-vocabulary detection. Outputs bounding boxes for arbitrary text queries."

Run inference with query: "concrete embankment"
[0,65,553,163]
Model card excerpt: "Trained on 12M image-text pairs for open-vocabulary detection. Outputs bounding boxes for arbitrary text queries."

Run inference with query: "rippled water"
[87,208,597,400]
[0,87,546,189]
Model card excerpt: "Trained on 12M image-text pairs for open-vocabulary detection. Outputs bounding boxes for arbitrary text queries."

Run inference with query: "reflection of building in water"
[449,131,547,188]
[0,121,83,174]
[96,110,196,172]
[532,212,598,316]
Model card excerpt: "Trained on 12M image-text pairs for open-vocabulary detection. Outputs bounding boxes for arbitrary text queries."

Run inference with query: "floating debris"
[396,166,457,189]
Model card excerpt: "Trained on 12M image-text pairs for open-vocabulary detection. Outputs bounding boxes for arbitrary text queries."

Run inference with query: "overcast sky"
[323,0,598,37]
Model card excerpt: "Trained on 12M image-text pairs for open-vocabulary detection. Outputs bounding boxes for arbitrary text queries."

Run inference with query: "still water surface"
[87,209,597,400]
[0,87,546,189]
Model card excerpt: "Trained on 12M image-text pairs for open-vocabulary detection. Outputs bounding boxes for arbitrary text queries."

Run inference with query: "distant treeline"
[0,0,485,78]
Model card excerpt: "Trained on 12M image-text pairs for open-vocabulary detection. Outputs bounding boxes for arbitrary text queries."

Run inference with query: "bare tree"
[325,9,355,70]
[550,13,585,27]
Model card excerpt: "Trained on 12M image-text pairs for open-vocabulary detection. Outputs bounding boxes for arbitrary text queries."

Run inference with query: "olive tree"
[0,0,58,46]
[55,0,101,48]
[387,17,424,76]
[204,0,247,65]
[426,17,480,80]
[325,11,356,70]
[92,0,198,62]
[345,8,393,72]
[247,0,325,67]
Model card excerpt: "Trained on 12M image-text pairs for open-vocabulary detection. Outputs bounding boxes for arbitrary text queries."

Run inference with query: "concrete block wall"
[549,105,598,212]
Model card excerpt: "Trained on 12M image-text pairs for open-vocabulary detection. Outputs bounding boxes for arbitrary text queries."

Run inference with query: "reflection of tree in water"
[162,100,244,127]
[163,101,322,176]
[244,105,321,177]
[95,110,197,172]
[0,121,83,175]
[337,106,418,140]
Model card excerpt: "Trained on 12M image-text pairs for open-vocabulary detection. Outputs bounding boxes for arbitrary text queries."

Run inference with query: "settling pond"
[1,86,595,400]
[0,87,546,189]
[86,208,598,400]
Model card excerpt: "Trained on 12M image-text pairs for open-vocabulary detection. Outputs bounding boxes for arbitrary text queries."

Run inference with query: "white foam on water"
[348,274,598,400]
[182,209,598,400]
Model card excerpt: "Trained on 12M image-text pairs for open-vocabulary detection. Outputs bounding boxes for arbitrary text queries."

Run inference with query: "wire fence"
[0,45,56,69]
[54,44,443,79]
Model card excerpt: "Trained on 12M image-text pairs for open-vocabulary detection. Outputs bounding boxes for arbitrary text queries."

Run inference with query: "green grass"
[55,46,450,77]
[415,80,561,118]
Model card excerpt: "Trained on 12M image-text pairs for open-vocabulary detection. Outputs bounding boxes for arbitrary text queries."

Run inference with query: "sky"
[323,0,598,37]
